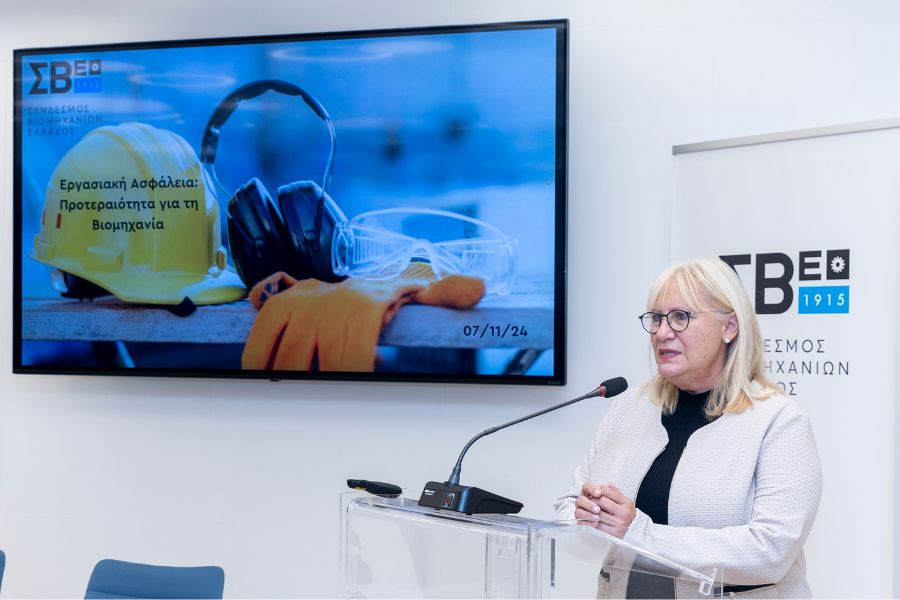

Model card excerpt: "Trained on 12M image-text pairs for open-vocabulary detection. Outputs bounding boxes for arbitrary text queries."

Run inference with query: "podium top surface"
[347,495,556,534]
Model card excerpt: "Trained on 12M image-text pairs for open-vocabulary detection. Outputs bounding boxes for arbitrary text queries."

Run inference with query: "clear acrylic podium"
[340,493,723,598]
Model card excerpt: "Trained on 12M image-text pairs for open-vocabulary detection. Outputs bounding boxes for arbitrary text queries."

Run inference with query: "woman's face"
[650,288,737,393]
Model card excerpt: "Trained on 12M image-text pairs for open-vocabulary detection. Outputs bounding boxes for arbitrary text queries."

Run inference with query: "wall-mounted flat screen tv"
[14,19,568,385]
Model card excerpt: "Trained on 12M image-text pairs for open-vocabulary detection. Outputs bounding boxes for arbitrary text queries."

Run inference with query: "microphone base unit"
[418,481,523,515]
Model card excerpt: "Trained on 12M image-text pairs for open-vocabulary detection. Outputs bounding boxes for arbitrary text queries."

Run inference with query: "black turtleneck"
[634,388,713,525]
[626,388,713,600]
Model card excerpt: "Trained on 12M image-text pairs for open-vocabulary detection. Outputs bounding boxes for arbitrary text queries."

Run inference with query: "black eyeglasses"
[638,309,697,334]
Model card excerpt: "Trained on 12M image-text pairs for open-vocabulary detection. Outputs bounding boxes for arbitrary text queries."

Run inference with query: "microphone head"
[599,376,628,398]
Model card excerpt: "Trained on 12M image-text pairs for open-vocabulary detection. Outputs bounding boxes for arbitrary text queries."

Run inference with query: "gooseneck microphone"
[418,376,628,515]
[446,376,628,487]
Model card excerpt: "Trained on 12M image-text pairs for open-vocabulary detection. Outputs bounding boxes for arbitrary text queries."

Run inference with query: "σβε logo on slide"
[28,59,102,95]
[720,249,850,315]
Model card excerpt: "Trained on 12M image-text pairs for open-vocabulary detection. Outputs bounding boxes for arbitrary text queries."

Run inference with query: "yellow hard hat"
[32,122,246,305]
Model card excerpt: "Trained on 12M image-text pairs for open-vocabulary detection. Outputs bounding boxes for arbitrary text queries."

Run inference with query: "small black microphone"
[418,377,628,515]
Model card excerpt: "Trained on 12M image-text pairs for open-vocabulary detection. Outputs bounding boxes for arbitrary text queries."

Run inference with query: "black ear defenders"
[200,79,348,287]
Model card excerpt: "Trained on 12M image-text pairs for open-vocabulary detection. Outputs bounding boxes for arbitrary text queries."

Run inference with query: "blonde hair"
[647,258,779,417]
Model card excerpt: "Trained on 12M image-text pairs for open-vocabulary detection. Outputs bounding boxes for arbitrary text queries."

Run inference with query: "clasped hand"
[574,482,636,538]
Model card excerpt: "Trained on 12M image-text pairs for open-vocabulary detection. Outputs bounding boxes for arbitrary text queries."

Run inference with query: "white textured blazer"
[554,384,823,599]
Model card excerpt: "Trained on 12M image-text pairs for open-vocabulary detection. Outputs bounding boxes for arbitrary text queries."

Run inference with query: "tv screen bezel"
[13,19,568,386]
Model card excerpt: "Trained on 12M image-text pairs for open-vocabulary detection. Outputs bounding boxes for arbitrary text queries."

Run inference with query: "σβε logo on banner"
[28,59,102,95]
[719,249,851,396]
[720,249,850,315]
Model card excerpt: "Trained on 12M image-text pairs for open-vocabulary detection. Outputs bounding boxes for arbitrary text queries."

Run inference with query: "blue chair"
[0,549,5,592]
[84,558,224,599]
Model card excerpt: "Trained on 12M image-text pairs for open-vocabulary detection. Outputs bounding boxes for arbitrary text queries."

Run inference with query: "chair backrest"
[84,558,224,599]
[0,549,6,592]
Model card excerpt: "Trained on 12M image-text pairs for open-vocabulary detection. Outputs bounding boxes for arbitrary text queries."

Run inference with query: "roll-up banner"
[672,122,900,598]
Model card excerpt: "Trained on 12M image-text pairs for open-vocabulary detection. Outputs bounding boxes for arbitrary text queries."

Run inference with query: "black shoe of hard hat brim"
[60,271,112,301]
[58,273,198,316]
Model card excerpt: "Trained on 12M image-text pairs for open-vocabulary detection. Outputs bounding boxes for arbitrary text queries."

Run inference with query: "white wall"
[2,1,899,597]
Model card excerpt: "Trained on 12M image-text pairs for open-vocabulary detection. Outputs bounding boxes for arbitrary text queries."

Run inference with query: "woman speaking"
[555,258,822,598]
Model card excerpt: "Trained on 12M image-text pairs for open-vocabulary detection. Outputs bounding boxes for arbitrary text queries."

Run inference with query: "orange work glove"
[242,264,485,372]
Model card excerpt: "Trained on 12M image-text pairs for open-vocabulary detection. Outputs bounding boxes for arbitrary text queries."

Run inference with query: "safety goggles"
[331,208,517,295]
